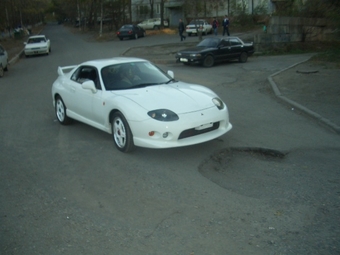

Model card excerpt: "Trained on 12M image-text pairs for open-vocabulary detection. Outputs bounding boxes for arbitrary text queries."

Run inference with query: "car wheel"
[153,25,159,30]
[49,47,51,53]
[55,96,72,125]
[203,55,214,67]
[239,52,248,63]
[0,65,4,78]
[112,112,135,153]
[134,33,138,39]
[4,62,8,71]
[119,37,123,41]
[188,33,191,37]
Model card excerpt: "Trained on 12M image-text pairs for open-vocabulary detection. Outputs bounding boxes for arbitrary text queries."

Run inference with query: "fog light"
[162,132,169,138]
[149,131,155,136]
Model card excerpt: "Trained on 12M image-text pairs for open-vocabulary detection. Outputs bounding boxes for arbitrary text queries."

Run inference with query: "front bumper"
[25,48,49,56]
[129,106,232,149]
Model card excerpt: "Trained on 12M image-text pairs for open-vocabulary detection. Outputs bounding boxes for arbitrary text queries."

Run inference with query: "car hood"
[113,82,218,114]
[25,42,48,49]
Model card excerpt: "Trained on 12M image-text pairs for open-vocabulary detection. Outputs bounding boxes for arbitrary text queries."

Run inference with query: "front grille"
[178,122,219,140]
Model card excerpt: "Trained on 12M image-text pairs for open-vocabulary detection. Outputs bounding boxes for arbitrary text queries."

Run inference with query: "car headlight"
[190,53,201,58]
[148,109,179,121]
[212,98,225,110]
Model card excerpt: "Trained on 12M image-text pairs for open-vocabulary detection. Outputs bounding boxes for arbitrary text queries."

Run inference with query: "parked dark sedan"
[175,37,254,67]
[116,25,146,40]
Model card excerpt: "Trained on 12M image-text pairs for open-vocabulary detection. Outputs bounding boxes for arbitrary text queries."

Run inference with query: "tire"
[119,37,123,41]
[112,112,135,153]
[153,25,159,30]
[49,47,51,53]
[134,33,138,39]
[188,33,191,37]
[203,55,214,68]
[0,65,4,78]
[55,96,72,125]
[239,52,248,63]
[4,62,8,71]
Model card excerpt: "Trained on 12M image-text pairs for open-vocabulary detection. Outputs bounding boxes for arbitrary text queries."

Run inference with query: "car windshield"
[121,25,133,29]
[101,61,174,91]
[197,38,220,47]
[189,20,204,26]
[28,37,46,44]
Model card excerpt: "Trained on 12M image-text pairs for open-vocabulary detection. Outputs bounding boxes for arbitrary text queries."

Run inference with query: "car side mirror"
[82,80,97,93]
[167,70,174,78]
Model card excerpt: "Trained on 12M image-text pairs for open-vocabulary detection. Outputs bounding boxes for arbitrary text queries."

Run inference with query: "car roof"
[80,57,148,68]
[203,36,240,40]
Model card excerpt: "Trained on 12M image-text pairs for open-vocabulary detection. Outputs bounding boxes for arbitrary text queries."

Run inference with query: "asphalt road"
[1,23,339,255]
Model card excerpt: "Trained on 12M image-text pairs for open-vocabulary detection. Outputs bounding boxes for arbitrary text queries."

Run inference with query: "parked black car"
[116,25,146,40]
[175,37,254,67]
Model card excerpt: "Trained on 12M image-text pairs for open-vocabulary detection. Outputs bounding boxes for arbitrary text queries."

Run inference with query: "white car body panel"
[52,57,232,150]
[138,18,168,30]
[186,19,212,35]
[24,35,51,56]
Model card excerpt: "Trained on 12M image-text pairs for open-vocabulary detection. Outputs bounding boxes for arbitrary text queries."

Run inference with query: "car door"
[229,38,244,58]
[68,66,99,122]
[215,39,232,62]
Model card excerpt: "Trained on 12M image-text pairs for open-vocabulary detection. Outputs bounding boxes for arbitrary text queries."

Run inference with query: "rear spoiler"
[57,65,77,76]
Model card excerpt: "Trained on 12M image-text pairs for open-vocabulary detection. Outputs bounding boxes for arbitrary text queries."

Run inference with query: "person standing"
[178,18,186,41]
[212,17,219,36]
[222,15,230,36]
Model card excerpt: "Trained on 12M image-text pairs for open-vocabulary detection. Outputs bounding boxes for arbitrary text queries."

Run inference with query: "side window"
[220,40,230,47]
[230,39,242,46]
[71,66,100,89]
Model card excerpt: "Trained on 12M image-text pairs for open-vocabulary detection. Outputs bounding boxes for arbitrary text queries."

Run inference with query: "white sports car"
[24,35,51,57]
[51,57,232,152]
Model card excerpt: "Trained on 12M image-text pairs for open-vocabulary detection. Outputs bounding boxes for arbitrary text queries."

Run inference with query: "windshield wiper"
[165,79,177,84]
[130,83,161,89]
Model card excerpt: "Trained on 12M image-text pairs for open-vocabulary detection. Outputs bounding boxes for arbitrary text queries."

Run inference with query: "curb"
[9,50,24,66]
[267,59,340,134]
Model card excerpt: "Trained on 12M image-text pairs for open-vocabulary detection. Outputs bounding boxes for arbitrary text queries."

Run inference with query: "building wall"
[131,0,275,25]
[254,16,332,52]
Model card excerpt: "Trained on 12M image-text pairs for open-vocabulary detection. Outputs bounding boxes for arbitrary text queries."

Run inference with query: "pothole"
[198,147,288,198]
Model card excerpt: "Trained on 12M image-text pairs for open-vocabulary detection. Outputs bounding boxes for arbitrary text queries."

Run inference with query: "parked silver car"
[0,44,9,78]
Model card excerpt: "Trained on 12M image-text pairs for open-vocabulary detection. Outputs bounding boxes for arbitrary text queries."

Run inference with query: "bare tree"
[148,0,154,18]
